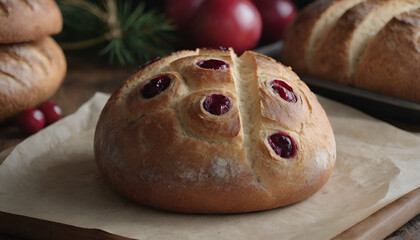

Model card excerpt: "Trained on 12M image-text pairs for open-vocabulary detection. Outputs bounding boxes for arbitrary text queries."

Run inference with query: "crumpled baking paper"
[0,92,419,240]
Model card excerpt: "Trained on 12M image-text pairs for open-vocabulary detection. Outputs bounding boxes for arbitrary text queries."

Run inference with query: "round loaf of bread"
[94,48,336,213]
[0,37,67,123]
[0,0,62,43]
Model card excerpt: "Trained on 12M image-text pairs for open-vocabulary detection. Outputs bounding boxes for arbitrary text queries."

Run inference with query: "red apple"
[188,0,262,54]
[253,0,297,43]
[164,0,206,33]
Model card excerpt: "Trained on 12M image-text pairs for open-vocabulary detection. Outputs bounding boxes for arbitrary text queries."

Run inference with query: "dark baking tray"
[255,42,420,124]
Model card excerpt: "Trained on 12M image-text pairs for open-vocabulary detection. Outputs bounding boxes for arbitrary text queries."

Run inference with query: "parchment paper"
[1,92,419,240]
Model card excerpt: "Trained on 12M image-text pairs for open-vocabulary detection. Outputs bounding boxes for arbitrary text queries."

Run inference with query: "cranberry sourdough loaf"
[0,0,62,43]
[0,37,66,122]
[283,0,420,103]
[94,48,336,213]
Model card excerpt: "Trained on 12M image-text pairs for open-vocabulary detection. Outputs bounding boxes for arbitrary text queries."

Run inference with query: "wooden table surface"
[0,55,419,240]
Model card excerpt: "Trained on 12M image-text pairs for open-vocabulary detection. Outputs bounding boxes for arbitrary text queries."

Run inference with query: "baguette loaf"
[0,37,67,122]
[354,9,420,103]
[94,48,336,213]
[0,0,62,43]
[282,0,420,103]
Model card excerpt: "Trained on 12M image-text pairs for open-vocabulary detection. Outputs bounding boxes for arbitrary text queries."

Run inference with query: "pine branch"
[59,0,108,21]
[59,33,111,50]
[56,0,177,65]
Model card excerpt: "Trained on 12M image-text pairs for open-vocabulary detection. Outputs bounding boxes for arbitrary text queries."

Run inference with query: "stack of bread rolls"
[282,0,420,104]
[0,0,67,123]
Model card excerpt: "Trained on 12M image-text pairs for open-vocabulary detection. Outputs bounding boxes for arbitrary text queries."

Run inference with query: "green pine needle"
[56,0,177,65]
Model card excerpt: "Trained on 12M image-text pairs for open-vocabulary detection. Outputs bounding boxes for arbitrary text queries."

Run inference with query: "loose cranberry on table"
[38,101,62,125]
[188,0,262,54]
[17,108,46,135]
[252,0,297,43]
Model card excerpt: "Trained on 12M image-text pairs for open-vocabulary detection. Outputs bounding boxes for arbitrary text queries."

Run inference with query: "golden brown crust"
[282,0,365,74]
[256,54,310,130]
[309,0,420,85]
[171,55,236,90]
[251,52,336,206]
[354,9,420,103]
[282,0,336,74]
[0,0,62,43]
[179,89,241,140]
[308,0,385,84]
[94,49,336,213]
[283,0,420,104]
[0,37,67,122]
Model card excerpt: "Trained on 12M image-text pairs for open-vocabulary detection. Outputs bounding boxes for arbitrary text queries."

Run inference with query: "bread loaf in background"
[0,37,67,123]
[282,0,366,74]
[354,9,420,103]
[0,0,62,43]
[94,48,336,213]
[282,0,420,103]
